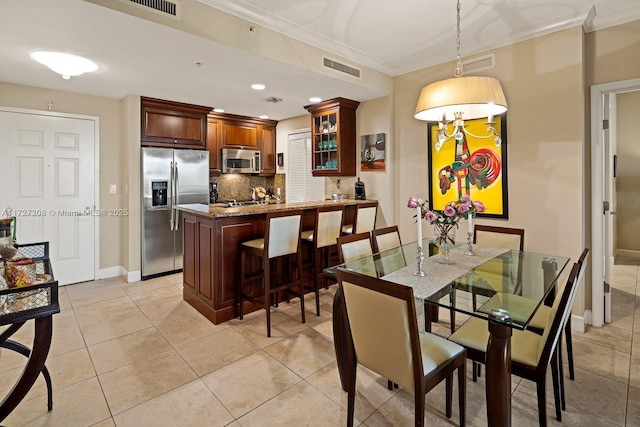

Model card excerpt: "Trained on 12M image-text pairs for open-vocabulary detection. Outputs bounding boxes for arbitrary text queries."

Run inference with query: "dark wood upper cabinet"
[141,97,211,148]
[207,112,278,176]
[304,97,360,177]
[258,124,276,175]
[207,117,222,176]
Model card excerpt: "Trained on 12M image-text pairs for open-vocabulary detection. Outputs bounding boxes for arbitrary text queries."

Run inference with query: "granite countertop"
[175,199,375,218]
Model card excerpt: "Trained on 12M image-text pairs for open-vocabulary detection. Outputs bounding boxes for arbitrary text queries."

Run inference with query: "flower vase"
[434,223,456,264]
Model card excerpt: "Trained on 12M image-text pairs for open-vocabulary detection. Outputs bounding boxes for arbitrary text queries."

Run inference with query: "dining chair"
[371,225,402,253]
[447,225,526,336]
[448,262,580,427]
[341,201,377,235]
[337,232,374,263]
[301,205,344,315]
[336,268,467,427]
[237,210,305,337]
[525,248,589,409]
[474,225,525,251]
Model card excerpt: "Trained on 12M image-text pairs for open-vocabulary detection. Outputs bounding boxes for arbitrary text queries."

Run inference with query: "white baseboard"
[98,265,126,279]
[616,249,640,261]
[571,312,588,333]
[127,270,141,283]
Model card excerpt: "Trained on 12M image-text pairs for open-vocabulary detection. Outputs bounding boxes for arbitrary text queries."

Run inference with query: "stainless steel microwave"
[221,148,261,174]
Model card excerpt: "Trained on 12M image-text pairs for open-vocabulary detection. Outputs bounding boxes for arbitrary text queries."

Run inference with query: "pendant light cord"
[454,0,464,77]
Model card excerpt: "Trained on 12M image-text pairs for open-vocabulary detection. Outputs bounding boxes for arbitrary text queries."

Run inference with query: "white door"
[0,109,97,285]
[286,130,324,203]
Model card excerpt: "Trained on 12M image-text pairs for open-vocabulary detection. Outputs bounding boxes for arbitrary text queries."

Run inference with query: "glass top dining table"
[327,238,571,427]
[327,239,570,330]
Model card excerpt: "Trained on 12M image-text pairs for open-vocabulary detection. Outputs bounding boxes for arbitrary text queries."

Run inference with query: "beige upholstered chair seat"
[301,230,314,241]
[241,238,265,250]
[419,332,466,374]
[341,224,354,234]
[448,316,541,367]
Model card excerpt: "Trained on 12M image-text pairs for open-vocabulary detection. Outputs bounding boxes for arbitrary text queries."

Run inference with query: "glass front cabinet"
[304,97,360,177]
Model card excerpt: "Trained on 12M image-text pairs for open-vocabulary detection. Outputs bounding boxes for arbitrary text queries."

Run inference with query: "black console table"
[0,242,59,422]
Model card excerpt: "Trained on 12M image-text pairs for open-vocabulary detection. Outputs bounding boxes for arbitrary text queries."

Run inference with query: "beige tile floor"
[1,258,638,426]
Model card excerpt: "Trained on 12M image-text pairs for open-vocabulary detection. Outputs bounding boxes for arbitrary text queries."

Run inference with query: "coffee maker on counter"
[354,177,366,200]
[209,182,218,203]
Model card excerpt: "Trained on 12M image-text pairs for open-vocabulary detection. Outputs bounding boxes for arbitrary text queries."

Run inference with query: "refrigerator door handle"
[169,161,175,231]
[174,161,180,230]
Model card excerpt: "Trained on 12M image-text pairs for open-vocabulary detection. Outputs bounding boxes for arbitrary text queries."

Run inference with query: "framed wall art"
[427,114,508,218]
[360,133,386,171]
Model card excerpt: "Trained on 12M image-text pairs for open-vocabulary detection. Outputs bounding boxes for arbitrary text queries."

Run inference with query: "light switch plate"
[109,184,117,194]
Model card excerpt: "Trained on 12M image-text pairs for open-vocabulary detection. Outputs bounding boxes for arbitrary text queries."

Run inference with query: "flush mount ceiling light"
[30,51,98,80]
[309,97,322,103]
[259,115,269,119]
[414,0,507,152]
[251,83,266,90]
[213,108,225,113]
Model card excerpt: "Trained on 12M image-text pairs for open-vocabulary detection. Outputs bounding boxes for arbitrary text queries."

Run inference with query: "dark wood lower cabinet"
[181,203,365,324]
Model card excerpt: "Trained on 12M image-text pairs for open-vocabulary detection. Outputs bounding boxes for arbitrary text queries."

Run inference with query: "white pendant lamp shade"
[30,51,98,80]
[414,76,508,122]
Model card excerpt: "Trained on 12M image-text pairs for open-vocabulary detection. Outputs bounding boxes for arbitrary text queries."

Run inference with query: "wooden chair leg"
[238,249,246,320]
[550,350,562,421]
[264,256,272,337]
[415,393,426,427]
[536,375,548,427]
[565,318,575,380]
[297,250,305,324]
[445,373,453,418]
[557,335,566,410]
[458,360,466,427]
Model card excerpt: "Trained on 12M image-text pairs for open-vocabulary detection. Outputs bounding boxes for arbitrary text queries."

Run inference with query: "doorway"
[0,107,99,285]
[590,78,640,327]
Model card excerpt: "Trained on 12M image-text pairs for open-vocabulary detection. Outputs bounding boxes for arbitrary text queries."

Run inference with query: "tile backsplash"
[211,174,285,202]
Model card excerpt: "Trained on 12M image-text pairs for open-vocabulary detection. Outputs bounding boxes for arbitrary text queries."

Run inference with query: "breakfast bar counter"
[174,199,376,324]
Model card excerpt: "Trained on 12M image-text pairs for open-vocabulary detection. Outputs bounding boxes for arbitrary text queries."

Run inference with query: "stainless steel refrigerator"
[141,147,209,279]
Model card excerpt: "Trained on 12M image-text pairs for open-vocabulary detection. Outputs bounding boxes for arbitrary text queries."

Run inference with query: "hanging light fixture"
[414,0,507,152]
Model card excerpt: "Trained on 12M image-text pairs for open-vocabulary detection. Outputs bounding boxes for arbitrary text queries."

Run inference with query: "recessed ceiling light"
[213,108,225,113]
[251,83,266,90]
[259,115,269,119]
[30,51,98,80]
[309,97,322,103]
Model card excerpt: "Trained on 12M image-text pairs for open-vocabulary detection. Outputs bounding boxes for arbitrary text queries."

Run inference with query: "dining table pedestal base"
[486,311,512,427]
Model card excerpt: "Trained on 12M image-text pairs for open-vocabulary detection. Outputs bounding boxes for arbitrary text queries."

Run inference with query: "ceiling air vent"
[323,57,361,79]
[462,54,495,73]
[125,0,180,18]
[264,96,284,103]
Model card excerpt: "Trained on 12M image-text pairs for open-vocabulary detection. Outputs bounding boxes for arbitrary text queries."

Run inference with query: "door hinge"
[603,200,610,213]
[604,282,610,293]
[603,119,609,130]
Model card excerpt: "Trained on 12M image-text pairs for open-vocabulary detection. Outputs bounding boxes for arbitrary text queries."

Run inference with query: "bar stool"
[238,210,305,337]
[341,202,377,235]
[301,205,344,315]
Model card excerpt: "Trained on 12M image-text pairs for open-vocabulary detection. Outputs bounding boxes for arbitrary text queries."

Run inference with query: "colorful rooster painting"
[437,133,502,199]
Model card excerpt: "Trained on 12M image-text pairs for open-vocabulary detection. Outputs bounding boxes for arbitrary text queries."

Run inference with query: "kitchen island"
[174,199,376,324]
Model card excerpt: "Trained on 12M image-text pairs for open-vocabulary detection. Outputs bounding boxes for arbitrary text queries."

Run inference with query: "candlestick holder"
[465,231,475,256]
[413,246,425,276]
